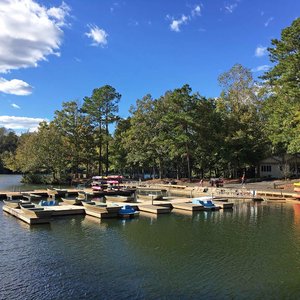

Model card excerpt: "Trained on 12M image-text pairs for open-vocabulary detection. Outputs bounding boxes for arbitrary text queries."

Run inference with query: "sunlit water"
[2,200,300,299]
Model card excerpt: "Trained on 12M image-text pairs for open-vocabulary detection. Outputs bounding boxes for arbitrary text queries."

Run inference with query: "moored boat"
[118,205,139,218]
[192,197,220,210]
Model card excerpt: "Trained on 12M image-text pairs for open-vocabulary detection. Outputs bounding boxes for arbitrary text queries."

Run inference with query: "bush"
[21,173,51,184]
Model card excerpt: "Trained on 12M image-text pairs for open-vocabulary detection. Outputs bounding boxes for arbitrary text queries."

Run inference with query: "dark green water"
[1,200,300,299]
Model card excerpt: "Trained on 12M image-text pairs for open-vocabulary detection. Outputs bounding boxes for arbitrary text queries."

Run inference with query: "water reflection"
[293,204,300,225]
[2,200,300,298]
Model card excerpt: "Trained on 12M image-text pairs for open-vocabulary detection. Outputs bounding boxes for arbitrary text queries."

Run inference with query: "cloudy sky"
[0,0,299,132]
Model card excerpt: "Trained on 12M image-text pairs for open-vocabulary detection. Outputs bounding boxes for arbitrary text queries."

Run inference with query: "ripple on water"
[1,201,300,299]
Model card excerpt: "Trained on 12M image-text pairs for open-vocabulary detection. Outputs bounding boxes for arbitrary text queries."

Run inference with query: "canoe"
[3,199,31,208]
[294,183,300,187]
[20,204,53,218]
[294,188,300,193]
[105,195,135,202]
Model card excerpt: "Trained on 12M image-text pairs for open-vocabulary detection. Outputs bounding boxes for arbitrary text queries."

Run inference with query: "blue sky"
[0,0,299,132]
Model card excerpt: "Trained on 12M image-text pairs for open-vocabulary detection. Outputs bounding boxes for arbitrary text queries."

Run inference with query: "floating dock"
[49,204,85,216]
[172,202,204,211]
[3,205,51,224]
[85,210,118,219]
[214,201,234,209]
[137,205,171,214]
[2,204,85,225]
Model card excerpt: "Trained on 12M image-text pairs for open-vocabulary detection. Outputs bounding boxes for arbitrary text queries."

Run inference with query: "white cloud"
[167,4,202,32]
[264,17,274,27]
[251,65,270,72]
[47,2,70,27]
[11,103,21,109]
[85,25,108,46]
[170,15,189,32]
[225,3,238,13]
[0,0,70,74]
[0,78,33,96]
[0,116,47,131]
[255,45,268,57]
[191,5,201,17]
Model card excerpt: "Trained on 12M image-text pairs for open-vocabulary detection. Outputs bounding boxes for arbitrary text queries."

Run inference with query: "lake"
[0,174,71,192]
[1,199,300,299]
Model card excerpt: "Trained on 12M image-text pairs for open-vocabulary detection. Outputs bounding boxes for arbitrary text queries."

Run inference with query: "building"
[258,154,300,178]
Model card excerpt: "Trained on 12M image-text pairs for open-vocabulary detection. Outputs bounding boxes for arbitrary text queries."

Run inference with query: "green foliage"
[54,101,96,177]
[217,64,268,175]
[0,127,19,172]
[81,85,121,175]
[262,17,300,154]
[3,20,298,180]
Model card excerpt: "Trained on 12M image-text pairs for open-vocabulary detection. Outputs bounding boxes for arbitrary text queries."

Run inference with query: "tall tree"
[111,118,131,174]
[262,17,300,154]
[81,85,121,176]
[54,101,95,178]
[217,64,268,176]
[160,85,199,180]
[124,95,157,178]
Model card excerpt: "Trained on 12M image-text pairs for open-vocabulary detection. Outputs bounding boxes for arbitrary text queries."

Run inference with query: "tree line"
[1,18,299,183]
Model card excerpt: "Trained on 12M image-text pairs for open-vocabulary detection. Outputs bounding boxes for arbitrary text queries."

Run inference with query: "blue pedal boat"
[118,205,139,218]
[192,197,220,210]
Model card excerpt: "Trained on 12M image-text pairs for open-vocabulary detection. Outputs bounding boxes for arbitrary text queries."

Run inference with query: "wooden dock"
[2,204,85,225]
[172,202,204,211]
[85,209,118,219]
[214,201,234,209]
[137,205,171,214]
[48,205,85,216]
[3,205,51,224]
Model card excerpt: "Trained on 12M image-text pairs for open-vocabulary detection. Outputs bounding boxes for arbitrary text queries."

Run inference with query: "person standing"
[241,173,245,185]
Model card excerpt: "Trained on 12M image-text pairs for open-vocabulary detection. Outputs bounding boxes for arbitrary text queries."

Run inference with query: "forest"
[0,18,299,183]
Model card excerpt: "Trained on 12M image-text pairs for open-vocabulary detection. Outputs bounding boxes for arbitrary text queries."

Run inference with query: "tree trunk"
[98,123,103,176]
[105,121,109,176]
[159,160,162,179]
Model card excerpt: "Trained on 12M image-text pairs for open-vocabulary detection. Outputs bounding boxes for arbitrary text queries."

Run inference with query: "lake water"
[1,199,300,299]
[0,174,23,191]
[0,174,71,192]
